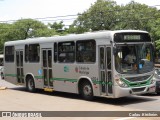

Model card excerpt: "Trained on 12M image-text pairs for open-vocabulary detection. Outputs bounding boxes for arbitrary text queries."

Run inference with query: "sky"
[0,0,160,25]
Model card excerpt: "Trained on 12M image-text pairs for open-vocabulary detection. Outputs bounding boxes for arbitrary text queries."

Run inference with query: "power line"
[0,14,79,23]
[34,14,78,20]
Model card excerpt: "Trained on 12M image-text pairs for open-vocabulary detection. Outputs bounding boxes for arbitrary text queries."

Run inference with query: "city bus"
[4,30,156,100]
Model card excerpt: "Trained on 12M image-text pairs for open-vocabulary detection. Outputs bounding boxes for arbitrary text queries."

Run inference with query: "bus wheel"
[80,81,93,100]
[26,76,36,92]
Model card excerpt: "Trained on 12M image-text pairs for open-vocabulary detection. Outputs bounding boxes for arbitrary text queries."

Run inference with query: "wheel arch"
[77,76,94,95]
[25,73,35,87]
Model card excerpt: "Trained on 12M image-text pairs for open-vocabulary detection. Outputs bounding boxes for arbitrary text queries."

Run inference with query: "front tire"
[80,81,94,100]
[26,77,36,92]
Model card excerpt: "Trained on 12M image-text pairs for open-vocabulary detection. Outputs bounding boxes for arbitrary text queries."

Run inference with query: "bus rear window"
[5,46,14,62]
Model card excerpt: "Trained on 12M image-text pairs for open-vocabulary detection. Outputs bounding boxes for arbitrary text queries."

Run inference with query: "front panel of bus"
[113,32,155,98]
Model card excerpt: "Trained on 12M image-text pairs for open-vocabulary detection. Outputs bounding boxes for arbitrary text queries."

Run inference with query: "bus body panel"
[24,63,43,88]
[52,63,99,94]
[4,63,17,85]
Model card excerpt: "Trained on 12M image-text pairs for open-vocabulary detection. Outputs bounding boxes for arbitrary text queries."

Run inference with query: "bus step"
[44,88,54,92]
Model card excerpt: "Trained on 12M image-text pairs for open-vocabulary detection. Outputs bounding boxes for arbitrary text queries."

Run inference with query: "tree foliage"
[0,19,57,53]
[12,19,54,40]
[48,21,69,35]
[71,0,119,33]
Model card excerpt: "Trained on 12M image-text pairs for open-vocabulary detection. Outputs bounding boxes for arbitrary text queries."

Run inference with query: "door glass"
[43,51,47,67]
[49,69,53,86]
[48,50,52,68]
[16,51,19,66]
[107,71,112,94]
[17,68,20,83]
[100,47,105,69]
[107,47,111,69]
[20,51,23,66]
[43,69,47,86]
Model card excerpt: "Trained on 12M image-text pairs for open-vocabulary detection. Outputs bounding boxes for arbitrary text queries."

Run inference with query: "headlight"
[154,72,160,79]
[150,78,156,84]
[115,78,128,87]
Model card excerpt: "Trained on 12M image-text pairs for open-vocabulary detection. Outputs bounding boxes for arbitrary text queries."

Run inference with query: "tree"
[115,1,159,31]
[12,19,55,40]
[0,19,56,53]
[71,0,119,33]
[0,23,13,53]
[49,21,69,35]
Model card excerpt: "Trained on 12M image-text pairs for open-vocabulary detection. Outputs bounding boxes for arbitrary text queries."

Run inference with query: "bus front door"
[16,50,24,84]
[99,46,113,96]
[42,49,53,88]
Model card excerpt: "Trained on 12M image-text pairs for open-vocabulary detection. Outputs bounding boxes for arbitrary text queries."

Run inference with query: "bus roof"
[4,30,148,46]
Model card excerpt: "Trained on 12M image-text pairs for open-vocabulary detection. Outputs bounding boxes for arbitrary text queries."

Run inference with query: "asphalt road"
[0,78,160,120]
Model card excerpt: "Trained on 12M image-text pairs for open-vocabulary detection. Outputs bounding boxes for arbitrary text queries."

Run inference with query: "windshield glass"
[115,44,154,74]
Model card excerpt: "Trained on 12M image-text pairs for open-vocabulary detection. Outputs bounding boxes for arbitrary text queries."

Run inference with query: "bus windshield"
[115,44,154,74]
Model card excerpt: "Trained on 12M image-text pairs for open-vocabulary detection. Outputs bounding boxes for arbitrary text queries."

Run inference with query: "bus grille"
[132,87,146,92]
[126,75,151,82]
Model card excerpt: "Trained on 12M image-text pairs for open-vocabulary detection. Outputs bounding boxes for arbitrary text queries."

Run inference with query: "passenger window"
[58,42,75,63]
[28,44,40,62]
[5,46,14,62]
[76,40,96,63]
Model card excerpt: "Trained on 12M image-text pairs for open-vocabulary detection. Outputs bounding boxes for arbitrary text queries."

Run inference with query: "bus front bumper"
[114,84,156,98]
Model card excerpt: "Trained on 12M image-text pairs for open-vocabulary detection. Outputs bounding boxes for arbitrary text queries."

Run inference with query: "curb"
[0,87,7,90]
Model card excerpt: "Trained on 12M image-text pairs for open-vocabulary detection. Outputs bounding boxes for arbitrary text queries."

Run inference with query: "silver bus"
[4,30,156,100]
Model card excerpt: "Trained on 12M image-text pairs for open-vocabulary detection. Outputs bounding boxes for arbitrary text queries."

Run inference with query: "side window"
[5,46,14,62]
[76,40,96,63]
[25,45,29,62]
[58,41,75,63]
[54,43,57,62]
[28,44,40,62]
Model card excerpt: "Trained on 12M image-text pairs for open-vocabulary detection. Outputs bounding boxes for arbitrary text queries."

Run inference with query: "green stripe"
[120,75,153,87]
[52,78,77,82]
[5,74,17,77]
[34,76,77,82]
[35,76,43,79]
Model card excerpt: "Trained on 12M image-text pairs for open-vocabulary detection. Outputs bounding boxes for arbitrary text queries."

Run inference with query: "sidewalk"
[0,78,17,89]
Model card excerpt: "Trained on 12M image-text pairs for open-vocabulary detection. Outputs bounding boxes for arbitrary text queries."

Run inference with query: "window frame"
[5,46,15,63]
[58,41,75,63]
[76,39,96,64]
[25,44,40,63]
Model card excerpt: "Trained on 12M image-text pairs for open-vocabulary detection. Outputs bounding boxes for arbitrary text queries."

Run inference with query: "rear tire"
[80,81,94,100]
[26,76,36,92]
